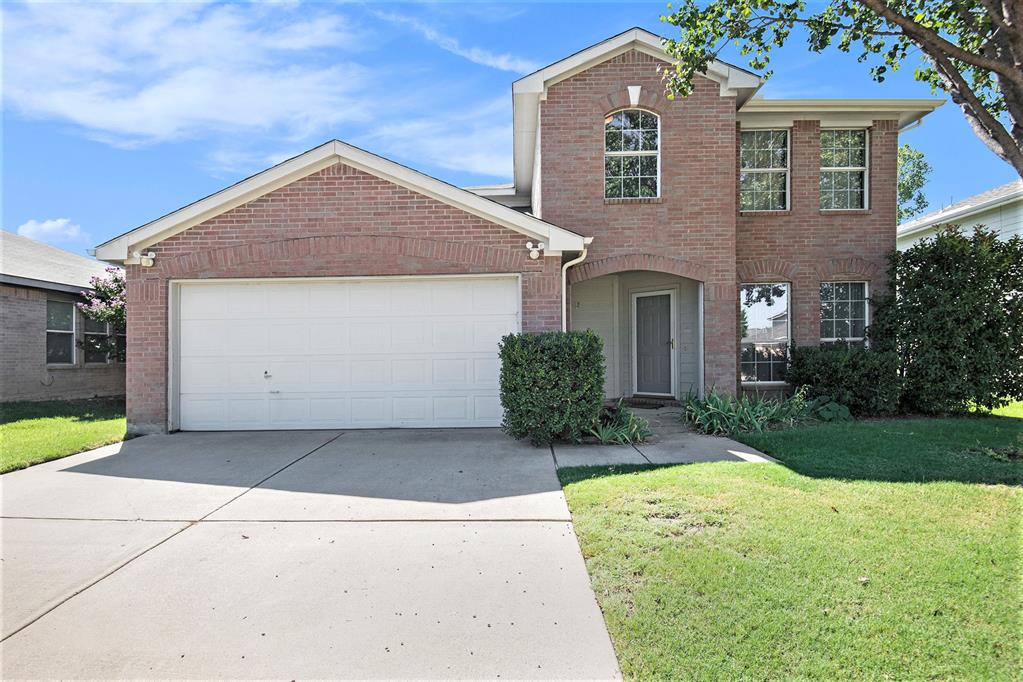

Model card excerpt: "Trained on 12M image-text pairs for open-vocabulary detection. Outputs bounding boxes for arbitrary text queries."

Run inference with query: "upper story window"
[46,300,75,365]
[604,109,659,199]
[739,130,789,211]
[820,129,868,210]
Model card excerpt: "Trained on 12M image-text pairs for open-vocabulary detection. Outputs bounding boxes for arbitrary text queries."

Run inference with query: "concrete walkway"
[1,430,621,680]
[553,406,776,468]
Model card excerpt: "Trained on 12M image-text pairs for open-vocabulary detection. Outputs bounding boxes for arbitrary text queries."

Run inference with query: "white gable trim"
[511,27,762,195]
[95,140,588,262]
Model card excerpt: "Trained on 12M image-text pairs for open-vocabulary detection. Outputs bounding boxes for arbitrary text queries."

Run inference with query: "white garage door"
[175,276,519,430]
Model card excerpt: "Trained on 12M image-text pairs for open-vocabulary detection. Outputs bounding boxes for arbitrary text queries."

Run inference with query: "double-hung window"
[83,318,110,364]
[604,109,659,199]
[739,130,789,211]
[740,283,790,384]
[820,129,868,209]
[820,282,868,343]
[46,301,75,365]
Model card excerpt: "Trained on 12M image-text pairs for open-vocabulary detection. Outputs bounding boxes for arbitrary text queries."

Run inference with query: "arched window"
[604,109,659,199]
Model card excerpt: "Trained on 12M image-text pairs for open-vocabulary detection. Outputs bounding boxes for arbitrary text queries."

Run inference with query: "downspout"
[560,239,592,332]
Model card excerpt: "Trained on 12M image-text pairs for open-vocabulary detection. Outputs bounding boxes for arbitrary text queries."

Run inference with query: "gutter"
[560,238,593,332]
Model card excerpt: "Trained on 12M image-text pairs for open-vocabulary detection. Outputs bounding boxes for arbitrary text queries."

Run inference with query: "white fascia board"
[897,191,1023,237]
[95,140,588,262]
[738,98,944,130]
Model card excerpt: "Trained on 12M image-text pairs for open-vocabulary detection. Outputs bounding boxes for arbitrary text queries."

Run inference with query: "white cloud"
[359,98,512,178]
[375,12,539,73]
[2,3,370,145]
[16,218,88,245]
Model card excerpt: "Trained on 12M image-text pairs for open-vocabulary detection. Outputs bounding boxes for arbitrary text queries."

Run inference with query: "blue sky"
[2,1,1017,255]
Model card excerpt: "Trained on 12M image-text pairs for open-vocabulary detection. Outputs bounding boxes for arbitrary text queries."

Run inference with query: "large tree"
[660,0,1023,178]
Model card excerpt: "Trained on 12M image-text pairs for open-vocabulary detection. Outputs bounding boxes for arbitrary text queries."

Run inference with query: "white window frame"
[46,300,76,366]
[739,128,790,212]
[604,108,661,200]
[820,128,869,211]
[739,282,791,387]
[83,318,112,364]
[819,281,870,343]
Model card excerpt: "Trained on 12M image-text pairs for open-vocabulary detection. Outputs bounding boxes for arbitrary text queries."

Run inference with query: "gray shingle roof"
[898,179,1023,234]
[0,230,118,293]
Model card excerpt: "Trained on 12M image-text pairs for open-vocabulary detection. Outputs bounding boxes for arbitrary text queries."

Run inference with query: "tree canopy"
[661,0,1023,177]
[897,143,932,222]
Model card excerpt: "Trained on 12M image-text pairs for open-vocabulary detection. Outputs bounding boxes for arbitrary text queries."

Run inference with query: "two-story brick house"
[95,28,941,434]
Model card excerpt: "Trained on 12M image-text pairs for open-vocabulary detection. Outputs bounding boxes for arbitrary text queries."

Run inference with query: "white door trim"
[631,288,677,398]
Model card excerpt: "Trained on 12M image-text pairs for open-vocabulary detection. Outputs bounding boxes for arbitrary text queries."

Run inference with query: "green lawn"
[0,398,127,474]
[561,412,1022,680]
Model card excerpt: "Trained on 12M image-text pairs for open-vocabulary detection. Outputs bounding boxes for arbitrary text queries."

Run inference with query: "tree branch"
[854,0,1023,87]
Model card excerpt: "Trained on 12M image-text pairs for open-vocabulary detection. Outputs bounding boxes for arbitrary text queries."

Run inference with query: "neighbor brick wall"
[0,284,125,401]
[736,119,898,348]
[542,49,740,392]
[125,161,561,433]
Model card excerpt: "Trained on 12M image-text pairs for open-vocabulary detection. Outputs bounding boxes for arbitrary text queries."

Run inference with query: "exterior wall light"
[526,241,545,260]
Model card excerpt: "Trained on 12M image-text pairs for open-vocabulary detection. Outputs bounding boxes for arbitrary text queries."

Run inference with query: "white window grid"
[820,129,869,210]
[604,109,660,199]
[739,129,790,211]
[46,300,76,365]
[820,281,869,342]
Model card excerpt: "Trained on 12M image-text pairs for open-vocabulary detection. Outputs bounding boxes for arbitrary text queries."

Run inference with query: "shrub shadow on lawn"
[0,398,125,425]
[733,414,1023,486]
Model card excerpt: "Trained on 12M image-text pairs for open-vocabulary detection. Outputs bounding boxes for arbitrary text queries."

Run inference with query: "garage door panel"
[177,277,518,430]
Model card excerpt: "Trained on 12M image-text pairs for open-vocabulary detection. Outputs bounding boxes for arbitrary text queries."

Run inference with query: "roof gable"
[94,140,588,263]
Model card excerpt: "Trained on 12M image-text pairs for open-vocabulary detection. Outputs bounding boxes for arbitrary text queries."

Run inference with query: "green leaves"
[787,345,902,416]
[871,227,1023,414]
[660,0,1023,176]
[498,331,606,446]
[897,143,932,222]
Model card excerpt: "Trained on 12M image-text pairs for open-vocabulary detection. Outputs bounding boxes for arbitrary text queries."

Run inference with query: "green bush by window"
[498,331,606,446]
[787,345,902,417]
[871,227,1023,414]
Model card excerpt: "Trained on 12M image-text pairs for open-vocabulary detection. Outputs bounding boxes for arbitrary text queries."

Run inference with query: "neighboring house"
[897,179,1023,249]
[93,27,941,434]
[0,231,125,402]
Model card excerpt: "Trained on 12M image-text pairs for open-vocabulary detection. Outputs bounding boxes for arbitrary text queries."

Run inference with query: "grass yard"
[0,398,126,474]
[561,412,1022,680]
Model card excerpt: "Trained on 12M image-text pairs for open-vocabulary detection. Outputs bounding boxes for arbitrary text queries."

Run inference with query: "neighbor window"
[604,109,659,199]
[820,129,867,209]
[820,282,868,342]
[83,317,110,364]
[740,283,790,384]
[739,129,789,211]
[115,327,127,363]
[46,300,75,364]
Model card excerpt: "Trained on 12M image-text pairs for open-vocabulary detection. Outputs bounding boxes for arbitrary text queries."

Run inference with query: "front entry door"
[634,292,673,395]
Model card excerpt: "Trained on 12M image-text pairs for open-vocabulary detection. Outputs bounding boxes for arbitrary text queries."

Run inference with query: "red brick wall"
[126,162,561,433]
[542,49,740,392]
[736,119,897,347]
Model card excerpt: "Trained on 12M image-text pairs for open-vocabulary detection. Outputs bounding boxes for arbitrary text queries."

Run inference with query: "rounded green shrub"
[787,345,902,417]
[498,331,605,446]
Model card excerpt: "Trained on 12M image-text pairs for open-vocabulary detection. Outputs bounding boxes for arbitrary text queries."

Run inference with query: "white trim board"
[95,140,588,262]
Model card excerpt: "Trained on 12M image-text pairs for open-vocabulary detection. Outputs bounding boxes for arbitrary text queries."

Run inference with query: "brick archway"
[568,253,709,284]
[813,256,881,281]
[736,258,800,282]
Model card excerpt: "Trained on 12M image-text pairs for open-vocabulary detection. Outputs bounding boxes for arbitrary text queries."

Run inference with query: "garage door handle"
[269,390,281,394]
[263,371,272,378]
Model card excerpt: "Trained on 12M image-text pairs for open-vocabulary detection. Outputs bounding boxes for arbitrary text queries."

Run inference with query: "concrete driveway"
[0,430,621,680]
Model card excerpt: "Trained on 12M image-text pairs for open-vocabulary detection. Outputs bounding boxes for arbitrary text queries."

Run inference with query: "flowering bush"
[77,267,126,361]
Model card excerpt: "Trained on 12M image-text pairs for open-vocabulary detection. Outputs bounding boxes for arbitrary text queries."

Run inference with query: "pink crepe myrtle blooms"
[77,267,126,361]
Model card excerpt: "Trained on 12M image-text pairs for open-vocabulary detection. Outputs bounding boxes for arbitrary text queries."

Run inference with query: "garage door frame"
[166,274,522,432]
